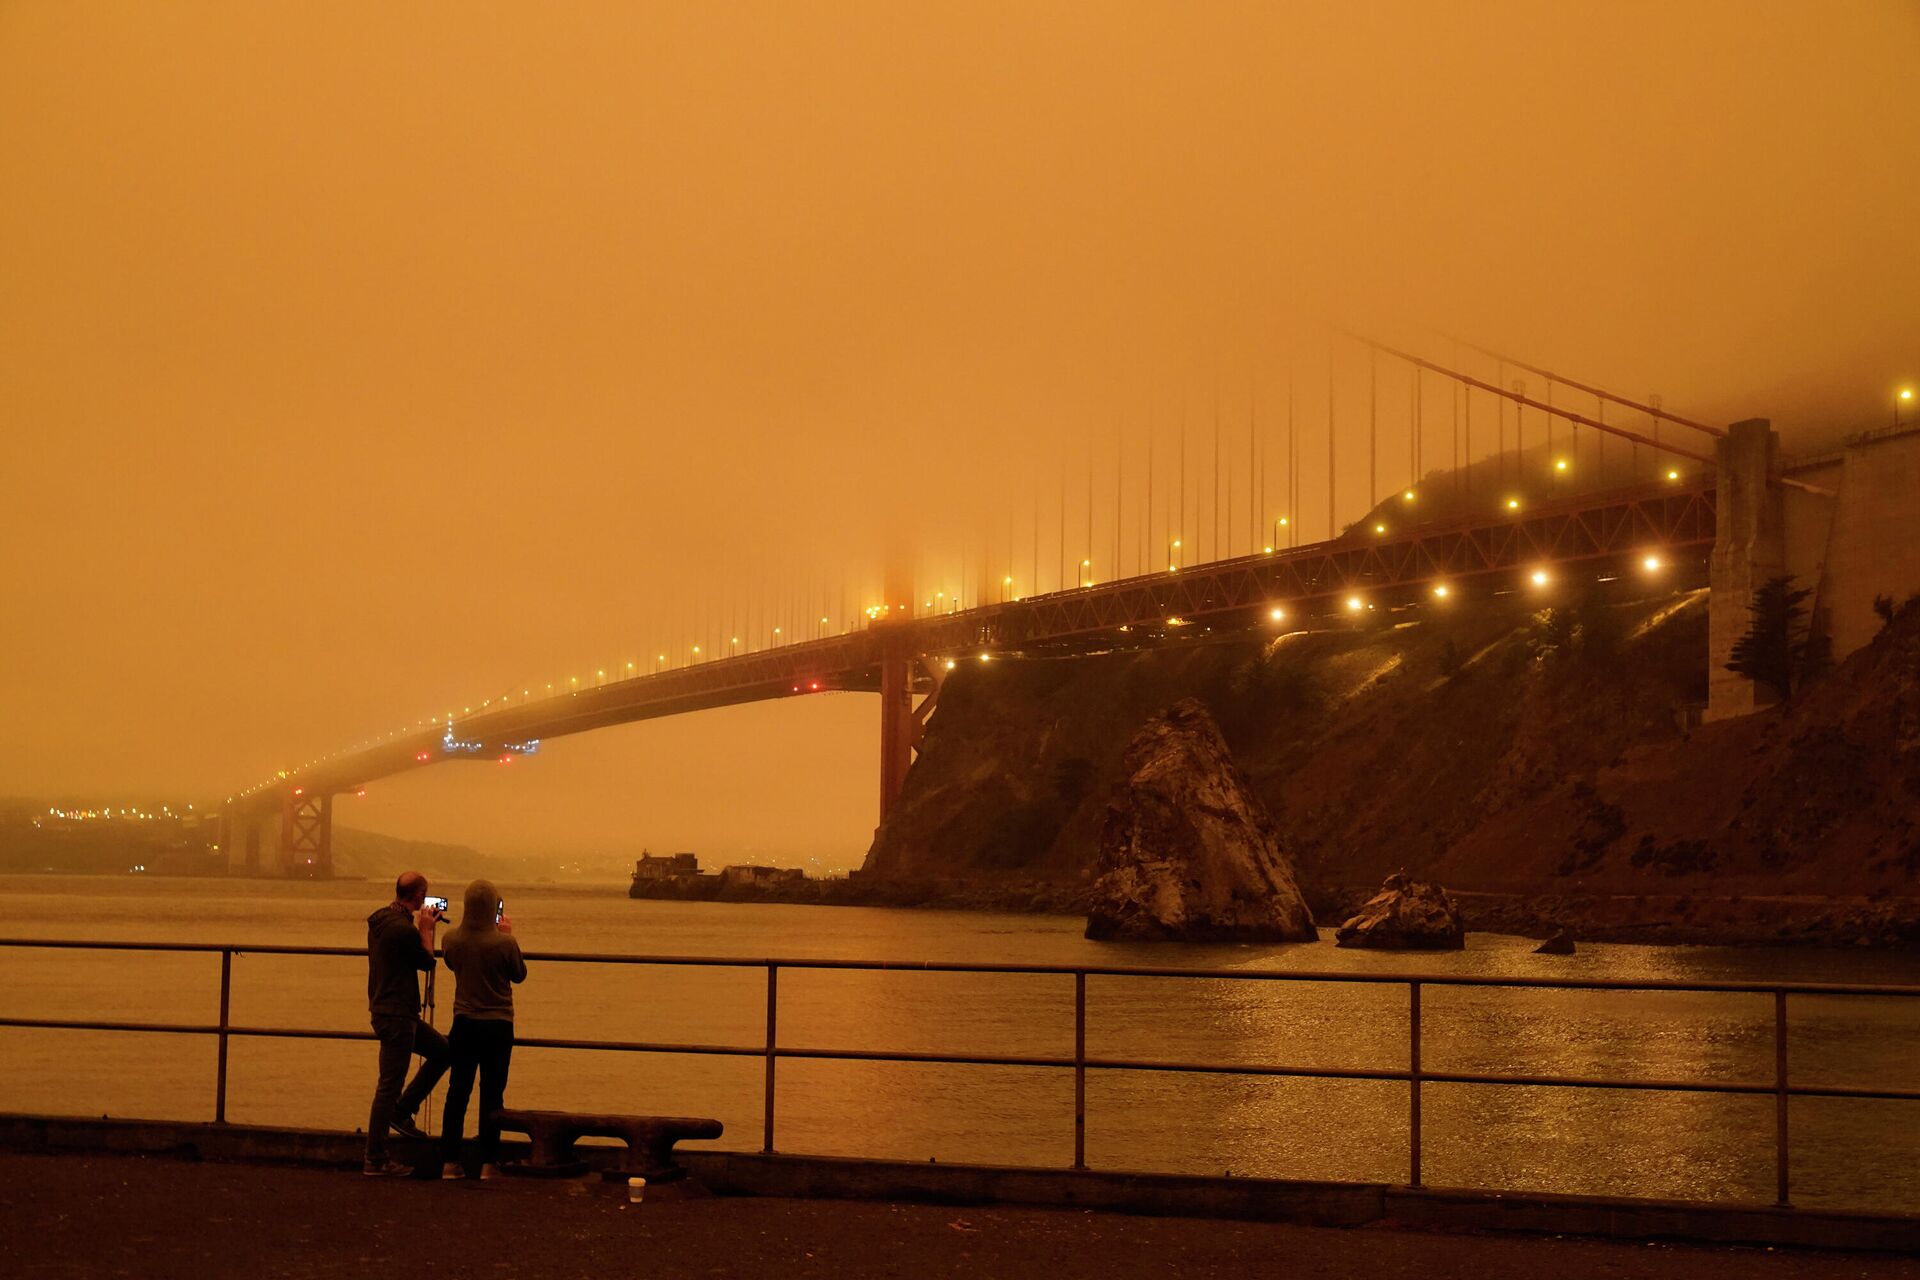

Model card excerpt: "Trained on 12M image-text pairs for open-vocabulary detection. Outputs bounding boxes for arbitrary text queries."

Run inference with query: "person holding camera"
[363,870,452,1177]
[439,877,527,1180]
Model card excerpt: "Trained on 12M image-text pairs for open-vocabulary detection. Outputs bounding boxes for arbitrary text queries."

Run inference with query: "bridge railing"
[4,936,1914,1209]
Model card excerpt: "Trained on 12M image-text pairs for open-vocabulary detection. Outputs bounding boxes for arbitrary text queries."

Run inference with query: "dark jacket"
[366,903,433,1018]
[442,878,527,1021]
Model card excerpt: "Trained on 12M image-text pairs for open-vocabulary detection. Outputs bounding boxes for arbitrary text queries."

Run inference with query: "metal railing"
[4,937,1919,1208]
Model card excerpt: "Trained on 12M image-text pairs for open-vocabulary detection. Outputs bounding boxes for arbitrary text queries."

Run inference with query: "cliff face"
[863,589,1920,905]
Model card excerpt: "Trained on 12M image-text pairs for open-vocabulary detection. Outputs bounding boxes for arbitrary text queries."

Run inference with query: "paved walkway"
[3,1153,1916,1280]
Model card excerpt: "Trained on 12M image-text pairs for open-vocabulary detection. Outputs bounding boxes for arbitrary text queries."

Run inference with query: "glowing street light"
[1554,458,1569,473]
[1530,569,1551,588]
[1643,554,1663,572]
[1506,497,1521,511]
[1402,490,1415,502]
[1666,468,1681,482]
[1432,583,1450,599]
[1899,387,1915,428]
[1269,606,1286,622]
[1346,595,1364,612]
[1374,523,1386,535]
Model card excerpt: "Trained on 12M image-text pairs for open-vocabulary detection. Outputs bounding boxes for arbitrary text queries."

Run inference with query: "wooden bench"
[490,1109,722,1181]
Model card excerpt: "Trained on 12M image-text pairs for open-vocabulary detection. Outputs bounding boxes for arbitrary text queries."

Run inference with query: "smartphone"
[495,899,505,924]
[424,895,449,915]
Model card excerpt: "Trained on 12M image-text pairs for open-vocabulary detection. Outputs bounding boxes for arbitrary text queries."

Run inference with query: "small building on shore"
[633,850,702,881]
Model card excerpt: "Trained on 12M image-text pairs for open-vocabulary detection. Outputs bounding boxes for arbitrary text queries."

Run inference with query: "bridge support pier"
[877,644,944,826]
[879,653,913,823]
[1707,418,1785,721]
[280,792,333,877]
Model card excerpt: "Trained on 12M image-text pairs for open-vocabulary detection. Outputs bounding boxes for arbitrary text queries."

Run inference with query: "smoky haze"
[2,2,1915,870]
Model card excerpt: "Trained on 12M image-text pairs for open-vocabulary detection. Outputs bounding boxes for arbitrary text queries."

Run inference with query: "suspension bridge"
[223,334,1920,875]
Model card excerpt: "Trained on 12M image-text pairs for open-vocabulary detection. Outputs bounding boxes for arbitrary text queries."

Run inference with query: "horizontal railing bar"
[10,1014,1920,1102]
[5,938,1920,999]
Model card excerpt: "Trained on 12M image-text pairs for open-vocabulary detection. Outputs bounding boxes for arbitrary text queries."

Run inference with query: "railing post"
[1072,971,1086,1171]
[1774,989,1789,1207]
[762,963,778,1154]
[1408,980,1422,1188]
[214,949,232,1124]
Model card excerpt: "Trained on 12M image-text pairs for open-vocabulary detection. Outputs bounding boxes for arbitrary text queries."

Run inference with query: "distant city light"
[1402,490,1415,501]
[1644,554,1663,572]
[1531,569,1550,587]
[1433,583,1450,599]
[1269,607,1285,622]
[1374,523,1386,534]
[1346,596,1363,612]
[1506,498,1521,510]
[1666,469,1680,481]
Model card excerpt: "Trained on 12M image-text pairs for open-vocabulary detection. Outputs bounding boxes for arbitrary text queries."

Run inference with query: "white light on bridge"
[1433,584,1450,599]
[1345,596,1363,612]
[1666,469,1680,481]
[1402,490,1415,502]
[1374,523,1386,534]
[1643,554,1663,572]
[1554,459,1569,473]
[1269,607,1285,622]
[1506,498,1521,511]
[1531,569,1551,587]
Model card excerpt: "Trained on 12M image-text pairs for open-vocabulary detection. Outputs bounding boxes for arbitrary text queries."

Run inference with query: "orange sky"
[3,2,1916,869]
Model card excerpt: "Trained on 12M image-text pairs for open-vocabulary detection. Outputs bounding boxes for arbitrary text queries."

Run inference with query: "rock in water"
[1335,873,1465,950]
[1084,700,1318,943]
[1533,929,1576,955]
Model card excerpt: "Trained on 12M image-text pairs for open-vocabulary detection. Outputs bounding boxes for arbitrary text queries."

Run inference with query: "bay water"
[3,874,1917,1212]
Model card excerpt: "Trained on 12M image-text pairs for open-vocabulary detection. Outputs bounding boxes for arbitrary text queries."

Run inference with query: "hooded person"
[438,878,527,1179]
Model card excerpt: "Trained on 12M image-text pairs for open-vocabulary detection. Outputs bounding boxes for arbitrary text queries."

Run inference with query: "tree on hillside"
[1725,575,1827,705]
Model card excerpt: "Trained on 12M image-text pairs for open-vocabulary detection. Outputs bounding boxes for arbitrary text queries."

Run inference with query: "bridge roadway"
[235,475,1715,851]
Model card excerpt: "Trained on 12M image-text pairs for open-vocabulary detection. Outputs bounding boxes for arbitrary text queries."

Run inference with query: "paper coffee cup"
[628,1176,646,1203]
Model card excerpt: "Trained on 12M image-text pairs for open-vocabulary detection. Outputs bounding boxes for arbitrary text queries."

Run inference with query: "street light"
[1899,388,1915,428]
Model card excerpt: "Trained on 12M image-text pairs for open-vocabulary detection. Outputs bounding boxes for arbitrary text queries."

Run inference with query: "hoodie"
[441,878,527,1021]
[366,903,433,1017]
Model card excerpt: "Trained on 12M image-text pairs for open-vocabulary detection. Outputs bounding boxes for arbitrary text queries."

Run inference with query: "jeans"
[440,1015,514,1166]
[365,1015,450,1162]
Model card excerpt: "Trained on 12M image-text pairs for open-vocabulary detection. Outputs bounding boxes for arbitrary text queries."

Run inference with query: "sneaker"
[440,1162,467,1181]
[363,1159,412,1178]
[389,1113,427,1141]
[479,1163,501,1181]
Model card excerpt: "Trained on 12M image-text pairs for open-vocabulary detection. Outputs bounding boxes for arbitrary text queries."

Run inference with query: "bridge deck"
[243,478,1714,807]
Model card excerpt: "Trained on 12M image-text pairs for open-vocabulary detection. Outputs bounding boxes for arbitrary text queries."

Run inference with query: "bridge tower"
[279,790,333,877]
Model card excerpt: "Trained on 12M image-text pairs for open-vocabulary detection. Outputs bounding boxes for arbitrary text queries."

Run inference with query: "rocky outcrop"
[1084,700,1318,943]
[1334,873,1465,950]
[1533,929,1576,955]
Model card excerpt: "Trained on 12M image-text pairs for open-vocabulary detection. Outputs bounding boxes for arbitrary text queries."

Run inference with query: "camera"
[495,898,505,924]
[424,895,449,916]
